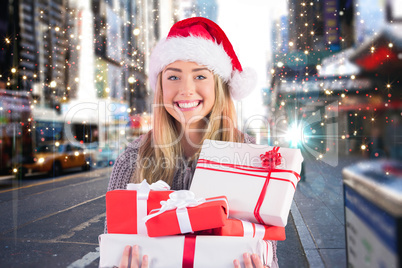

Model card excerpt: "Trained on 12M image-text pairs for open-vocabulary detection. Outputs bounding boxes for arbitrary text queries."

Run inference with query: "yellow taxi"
[21,141,90,177]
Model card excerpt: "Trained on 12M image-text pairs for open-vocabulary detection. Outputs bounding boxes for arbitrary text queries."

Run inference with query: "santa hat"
[149,17,256,100]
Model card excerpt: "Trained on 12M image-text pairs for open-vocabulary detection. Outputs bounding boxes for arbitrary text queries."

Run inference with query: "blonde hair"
[132,73,243,185]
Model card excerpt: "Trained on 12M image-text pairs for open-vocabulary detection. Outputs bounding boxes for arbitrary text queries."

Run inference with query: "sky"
[216,0,288,124]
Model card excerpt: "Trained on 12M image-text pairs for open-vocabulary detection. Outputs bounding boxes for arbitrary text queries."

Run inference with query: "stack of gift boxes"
[99,140,303,268]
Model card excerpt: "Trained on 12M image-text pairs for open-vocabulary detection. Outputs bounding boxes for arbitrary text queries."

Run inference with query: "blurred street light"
[133,28,140,36]
[128,76,135,84]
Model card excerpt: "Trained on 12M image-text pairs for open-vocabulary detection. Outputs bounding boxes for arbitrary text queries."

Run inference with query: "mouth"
[174,100,202,110]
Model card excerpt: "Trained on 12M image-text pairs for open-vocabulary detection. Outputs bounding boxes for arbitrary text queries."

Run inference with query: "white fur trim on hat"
[229,67,257,100]
[149,36,233,91]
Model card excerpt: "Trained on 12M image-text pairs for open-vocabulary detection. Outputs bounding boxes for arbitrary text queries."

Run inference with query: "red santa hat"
[149,17,256,100]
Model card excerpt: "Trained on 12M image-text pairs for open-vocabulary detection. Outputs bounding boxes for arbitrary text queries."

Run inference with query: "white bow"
[126,180,170,191]
[144,190,206,234]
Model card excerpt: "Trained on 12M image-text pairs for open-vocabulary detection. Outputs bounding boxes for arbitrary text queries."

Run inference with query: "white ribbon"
[241,220,254,238]
[126,180,171,235]
[144,190,206,234]
[240,220,266,239]
[254,223,266,239]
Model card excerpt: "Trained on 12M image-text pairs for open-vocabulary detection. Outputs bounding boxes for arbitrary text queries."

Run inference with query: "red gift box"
[144,191,229,237]
[197,219,286,241]
[106,181,173,234]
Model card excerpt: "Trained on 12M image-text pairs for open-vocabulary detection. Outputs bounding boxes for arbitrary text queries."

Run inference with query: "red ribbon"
[260,147,282,169]
[182,235,196,268]
[196,147,300,225]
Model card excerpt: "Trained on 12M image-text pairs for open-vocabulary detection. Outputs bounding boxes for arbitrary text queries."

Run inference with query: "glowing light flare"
[285,123,304,148]
[128,76,135,84]
[133,28,140,36]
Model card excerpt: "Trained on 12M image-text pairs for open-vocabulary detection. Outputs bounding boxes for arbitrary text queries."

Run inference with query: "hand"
[119,245,149,268]
[233,253,269,268]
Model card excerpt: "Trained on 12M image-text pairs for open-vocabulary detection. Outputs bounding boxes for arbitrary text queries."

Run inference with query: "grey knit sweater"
[106,133,279,267]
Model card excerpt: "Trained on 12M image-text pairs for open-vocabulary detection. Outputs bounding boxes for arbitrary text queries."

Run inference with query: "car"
[92,146,120,167]
[20,141,91,178]
[82,143,122,168]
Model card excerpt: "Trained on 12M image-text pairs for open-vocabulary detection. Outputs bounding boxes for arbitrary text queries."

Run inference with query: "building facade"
[268,0,401,161]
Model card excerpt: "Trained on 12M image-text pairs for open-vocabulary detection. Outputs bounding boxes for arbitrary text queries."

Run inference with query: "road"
[0,167,308,267]
[0,168,111,267]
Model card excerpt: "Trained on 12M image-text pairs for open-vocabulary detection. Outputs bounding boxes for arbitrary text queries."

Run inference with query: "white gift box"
[99,234,272,268]
[190,139,303,227]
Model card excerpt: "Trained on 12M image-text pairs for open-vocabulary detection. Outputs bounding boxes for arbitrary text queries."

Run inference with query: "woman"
[106,17,277,268]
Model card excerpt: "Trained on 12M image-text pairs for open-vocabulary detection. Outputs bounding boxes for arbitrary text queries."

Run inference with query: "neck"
[176,121,207,159]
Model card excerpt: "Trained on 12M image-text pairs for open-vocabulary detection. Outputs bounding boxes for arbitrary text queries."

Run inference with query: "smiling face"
[161,61,215,129]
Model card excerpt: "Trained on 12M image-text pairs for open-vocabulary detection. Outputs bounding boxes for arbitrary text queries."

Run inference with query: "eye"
[195,75,206,80]
[168,75,179,81]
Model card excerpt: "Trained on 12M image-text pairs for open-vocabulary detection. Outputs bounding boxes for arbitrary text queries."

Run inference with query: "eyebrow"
[164,67,210,73]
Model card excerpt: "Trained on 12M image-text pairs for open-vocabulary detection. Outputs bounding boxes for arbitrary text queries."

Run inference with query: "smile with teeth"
[175,100,201,109]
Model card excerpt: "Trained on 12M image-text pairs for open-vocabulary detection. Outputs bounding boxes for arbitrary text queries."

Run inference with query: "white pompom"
[229,67,257,100]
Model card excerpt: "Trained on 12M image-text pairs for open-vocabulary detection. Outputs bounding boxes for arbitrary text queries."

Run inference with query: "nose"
[180,75,195,96]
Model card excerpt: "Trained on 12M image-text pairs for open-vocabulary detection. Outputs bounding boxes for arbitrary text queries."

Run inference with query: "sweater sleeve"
[104,136,143,233]
[243,132,257,144]
[107,136,143,191]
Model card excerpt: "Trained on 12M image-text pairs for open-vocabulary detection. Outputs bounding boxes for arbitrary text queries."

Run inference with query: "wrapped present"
[190,139,303,227]
[106,180,172,235]
[144,190,228,237]
[197,219,286,241]
[99,234,273,268]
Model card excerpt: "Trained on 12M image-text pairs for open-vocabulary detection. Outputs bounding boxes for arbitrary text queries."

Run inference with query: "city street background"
[1,0,401,267]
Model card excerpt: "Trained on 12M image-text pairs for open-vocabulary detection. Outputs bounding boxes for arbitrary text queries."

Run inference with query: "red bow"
[260,148,282,169]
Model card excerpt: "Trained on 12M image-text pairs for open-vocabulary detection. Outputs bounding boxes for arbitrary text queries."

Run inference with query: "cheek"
[201,82,215,102]
[162,91,176,112]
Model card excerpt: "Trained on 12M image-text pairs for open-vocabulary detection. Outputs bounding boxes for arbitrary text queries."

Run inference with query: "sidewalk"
[288,154,364,267]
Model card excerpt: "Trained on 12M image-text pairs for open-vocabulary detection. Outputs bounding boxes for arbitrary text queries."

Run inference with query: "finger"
[233,259,241,268]
[119,245,131,268]
[141,255,149,268]
[251,254,265,268]
[130,245,141,268]
[243,253,253,268]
